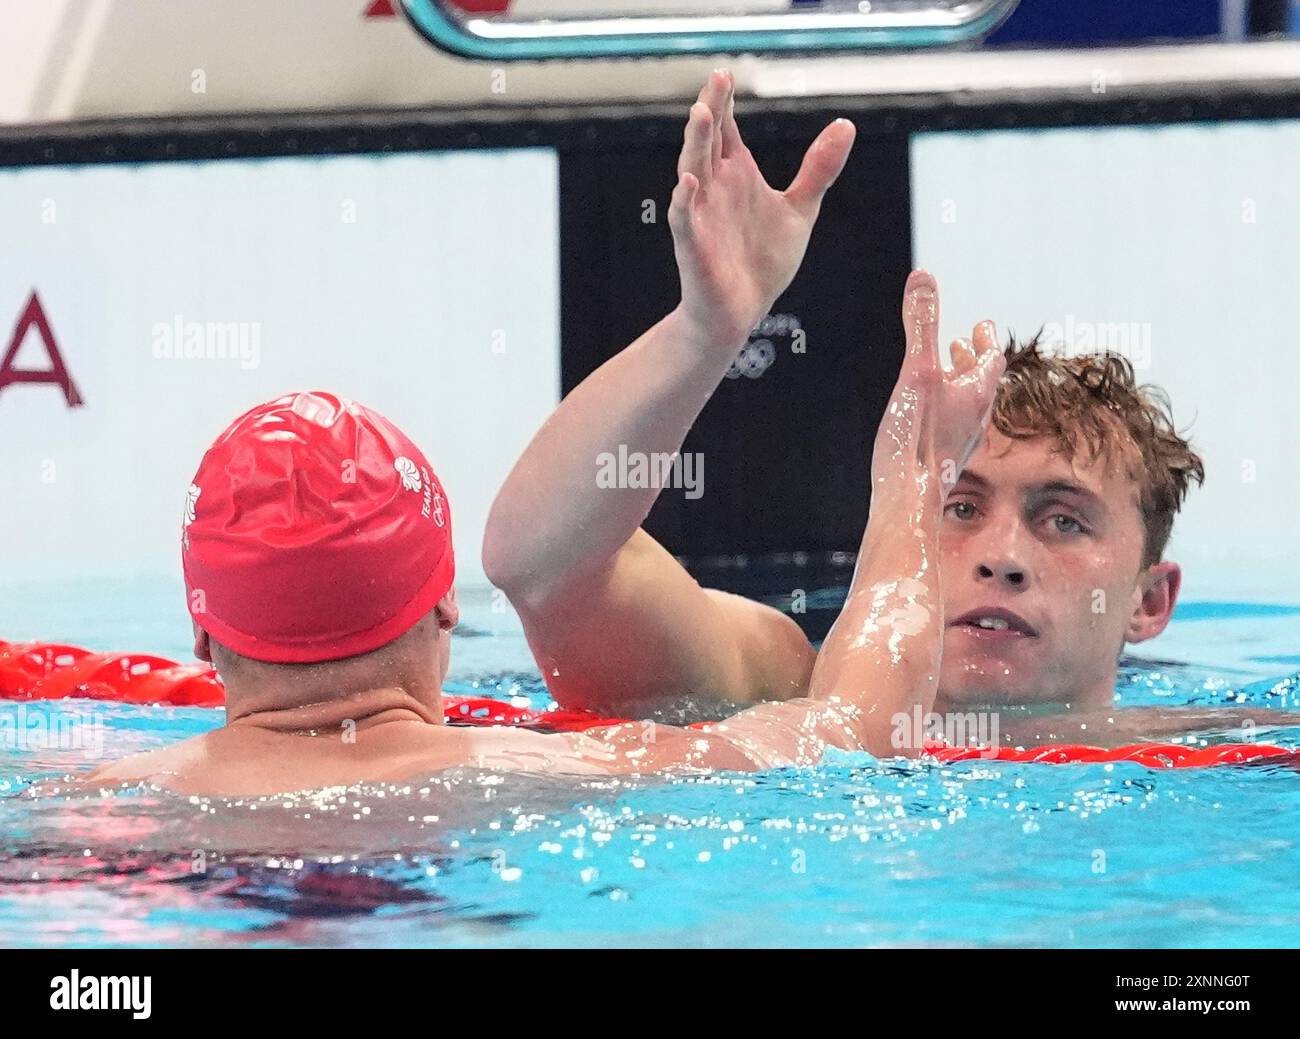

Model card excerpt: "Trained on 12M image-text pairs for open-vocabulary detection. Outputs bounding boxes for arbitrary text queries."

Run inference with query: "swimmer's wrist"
[865,471,944,528]
[666,303,752,357]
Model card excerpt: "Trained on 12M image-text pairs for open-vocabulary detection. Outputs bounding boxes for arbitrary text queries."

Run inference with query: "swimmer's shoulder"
[451,719,758,776]
[81,732,213,789]
[404,723,618,777]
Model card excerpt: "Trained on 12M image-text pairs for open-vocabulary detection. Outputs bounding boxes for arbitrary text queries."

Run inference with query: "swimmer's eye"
[945,500,978,521]
[1048,513,1087,535]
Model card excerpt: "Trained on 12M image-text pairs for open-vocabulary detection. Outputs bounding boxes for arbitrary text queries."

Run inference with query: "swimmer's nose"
[976,560,1028,588]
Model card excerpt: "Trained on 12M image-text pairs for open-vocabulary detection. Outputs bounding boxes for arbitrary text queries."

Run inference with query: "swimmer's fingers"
[678,101,714,192]
[943,322,1000,380]
[720,71,743,158]
[783,118,856,222]
[668,167,700,245]
[972,319,997,358]
[953,320,998,377]
[971,320,1006,383]
[950,337,976,375]
[703,70,729,173]
[902,269,941,375]
[678,71,728,188]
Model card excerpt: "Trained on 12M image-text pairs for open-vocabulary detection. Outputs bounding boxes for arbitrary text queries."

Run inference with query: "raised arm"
[482,69,855,713]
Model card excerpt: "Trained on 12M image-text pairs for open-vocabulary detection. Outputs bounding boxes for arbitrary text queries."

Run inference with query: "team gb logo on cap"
[181,483,201,551]
[395,456,445,527]
[394,456,422,493]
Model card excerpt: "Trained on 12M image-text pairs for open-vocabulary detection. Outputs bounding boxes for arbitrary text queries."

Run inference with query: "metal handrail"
[400,0,1020,60]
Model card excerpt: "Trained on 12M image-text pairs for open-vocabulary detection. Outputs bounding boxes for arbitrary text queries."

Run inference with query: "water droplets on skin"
[847,577,933,664]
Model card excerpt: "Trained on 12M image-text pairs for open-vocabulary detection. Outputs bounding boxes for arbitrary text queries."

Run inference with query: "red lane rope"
[2,638,1296,769]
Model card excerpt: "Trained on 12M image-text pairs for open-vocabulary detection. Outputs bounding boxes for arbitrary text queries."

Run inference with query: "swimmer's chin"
[934,678,1050,710]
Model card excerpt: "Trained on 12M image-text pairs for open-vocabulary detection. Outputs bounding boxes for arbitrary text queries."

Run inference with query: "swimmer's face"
[937,429,1181,709]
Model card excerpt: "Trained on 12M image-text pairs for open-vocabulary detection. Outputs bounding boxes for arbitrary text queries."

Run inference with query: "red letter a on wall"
[0,290,84,407]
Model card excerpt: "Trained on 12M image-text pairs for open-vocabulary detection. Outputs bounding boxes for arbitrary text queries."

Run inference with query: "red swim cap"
[182,391,454,663]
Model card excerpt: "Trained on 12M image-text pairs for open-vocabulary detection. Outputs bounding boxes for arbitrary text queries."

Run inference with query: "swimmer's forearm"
[483,306,747,599]
[806,474,945,756]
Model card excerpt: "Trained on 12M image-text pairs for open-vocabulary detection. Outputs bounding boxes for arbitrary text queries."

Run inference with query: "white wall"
[3,0,1298,126]
[0,0,723,124]
[912,119,1300,603]
[0,147,561,586]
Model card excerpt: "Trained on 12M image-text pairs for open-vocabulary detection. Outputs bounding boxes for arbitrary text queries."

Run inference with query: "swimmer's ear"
[192,622,213,663]
[1126,561,1181,644]
[435,591,459,633]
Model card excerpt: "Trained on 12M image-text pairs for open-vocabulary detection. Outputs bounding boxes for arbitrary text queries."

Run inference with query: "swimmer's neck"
[932,673,1116,715]
[225,686,443,734]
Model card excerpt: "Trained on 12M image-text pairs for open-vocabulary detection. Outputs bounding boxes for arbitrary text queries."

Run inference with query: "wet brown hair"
[991,332,1205,569]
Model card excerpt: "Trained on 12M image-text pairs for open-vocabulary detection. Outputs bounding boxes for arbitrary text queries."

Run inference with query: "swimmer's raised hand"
[871,270,1005,498]
[483,68,833,721]
[798,272,1004,755]
[668,70,856,349]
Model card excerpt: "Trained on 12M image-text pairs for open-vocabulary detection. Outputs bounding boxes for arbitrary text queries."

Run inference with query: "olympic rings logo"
[724,313,803,380]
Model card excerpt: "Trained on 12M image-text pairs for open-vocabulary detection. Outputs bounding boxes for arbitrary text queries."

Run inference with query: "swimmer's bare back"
[82,272,1009,798]
[82,700,852,796]
[80,697,1300,797]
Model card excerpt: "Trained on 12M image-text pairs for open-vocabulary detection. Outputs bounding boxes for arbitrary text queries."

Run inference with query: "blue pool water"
[1,576,1299,948]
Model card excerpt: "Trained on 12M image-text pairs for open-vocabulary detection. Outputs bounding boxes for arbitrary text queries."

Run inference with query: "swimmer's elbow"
[481,511,537,599]
[481,526,518,592]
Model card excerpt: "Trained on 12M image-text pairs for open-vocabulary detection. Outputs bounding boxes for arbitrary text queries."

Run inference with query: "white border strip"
[742,40,1300,99]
